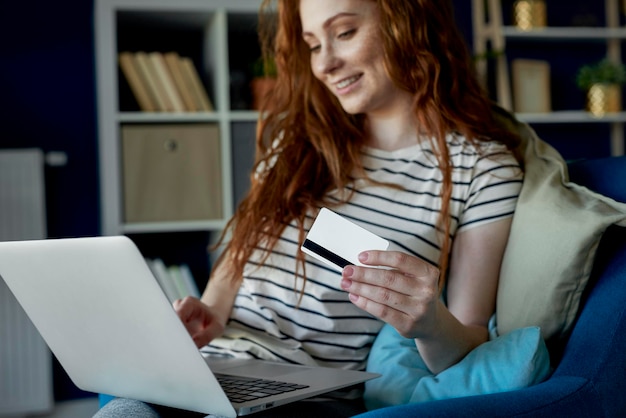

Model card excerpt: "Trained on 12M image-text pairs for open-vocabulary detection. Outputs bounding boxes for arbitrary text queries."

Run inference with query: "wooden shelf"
[503,26,626,41]
[516,111,626,124]
[116,111,259,123]
[472,0,625,156]
[117,112,221,123]
[121,220,228,234]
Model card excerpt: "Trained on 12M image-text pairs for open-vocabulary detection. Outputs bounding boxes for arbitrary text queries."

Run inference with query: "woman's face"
[299,0,411,118]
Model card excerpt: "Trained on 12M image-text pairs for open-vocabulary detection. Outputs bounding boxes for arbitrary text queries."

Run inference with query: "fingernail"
[343,266,354,277]
[341,278,352,289]
[358,252,369,262]
[349,293,359,302]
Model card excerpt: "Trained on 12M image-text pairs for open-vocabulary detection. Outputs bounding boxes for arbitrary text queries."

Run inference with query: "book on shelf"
[163,51,198,112]
[179,56,215,112]
[118,51,157,112]
[149,52,186,112]
[119,51,214,113]
[134,51,169,111]
[178,264,201,299]
[167,265,188,300]
[146,258,201,303]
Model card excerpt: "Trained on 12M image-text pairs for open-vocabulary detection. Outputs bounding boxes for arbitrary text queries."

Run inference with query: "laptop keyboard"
[215,374,310,403]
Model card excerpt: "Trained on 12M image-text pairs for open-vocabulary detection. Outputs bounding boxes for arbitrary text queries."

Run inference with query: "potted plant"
[250,56,277,110]
[576,58,626,116]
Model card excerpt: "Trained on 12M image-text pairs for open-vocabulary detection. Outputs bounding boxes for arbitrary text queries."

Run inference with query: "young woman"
[96,0,523,416]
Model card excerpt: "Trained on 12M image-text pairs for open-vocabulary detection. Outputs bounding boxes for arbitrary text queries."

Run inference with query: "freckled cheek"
[365,43,385,63]
[355,27,384,60]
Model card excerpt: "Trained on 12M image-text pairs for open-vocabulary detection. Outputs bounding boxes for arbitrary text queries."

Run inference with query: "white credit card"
[301,208,389,272]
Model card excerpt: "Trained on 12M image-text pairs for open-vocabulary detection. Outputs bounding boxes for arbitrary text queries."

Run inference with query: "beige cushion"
[496,120,626,341]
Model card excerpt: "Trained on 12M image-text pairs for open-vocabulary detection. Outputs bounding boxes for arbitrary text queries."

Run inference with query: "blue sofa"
[355,155,626,417]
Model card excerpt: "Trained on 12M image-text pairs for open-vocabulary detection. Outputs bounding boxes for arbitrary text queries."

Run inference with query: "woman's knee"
[93,398,161,418]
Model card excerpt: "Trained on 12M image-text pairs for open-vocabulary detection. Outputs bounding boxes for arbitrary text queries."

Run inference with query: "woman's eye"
[309,45,321,53]
[338,29,356,39]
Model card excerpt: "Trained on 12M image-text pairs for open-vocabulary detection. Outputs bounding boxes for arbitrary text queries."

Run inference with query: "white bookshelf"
[516,110,626,124]
[501,26,626,40]
[95,0,262,236]
[472,0,625,156]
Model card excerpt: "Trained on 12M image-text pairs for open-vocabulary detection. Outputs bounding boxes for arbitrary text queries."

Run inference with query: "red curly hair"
[213,0,520,292]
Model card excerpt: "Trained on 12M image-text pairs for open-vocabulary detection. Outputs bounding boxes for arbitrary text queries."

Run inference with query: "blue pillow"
[99,394,115,408]
[364,323,551,410]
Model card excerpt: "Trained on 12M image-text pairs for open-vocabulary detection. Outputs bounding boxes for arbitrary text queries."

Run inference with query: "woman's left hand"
[341,250,442,339]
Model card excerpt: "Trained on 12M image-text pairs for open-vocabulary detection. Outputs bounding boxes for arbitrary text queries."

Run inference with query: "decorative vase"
[587,83,622,117]
[250,77,277,110]
[513,0,547,31]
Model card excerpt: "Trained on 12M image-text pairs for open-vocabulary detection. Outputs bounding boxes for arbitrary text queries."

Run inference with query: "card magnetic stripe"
[302,239,351,269]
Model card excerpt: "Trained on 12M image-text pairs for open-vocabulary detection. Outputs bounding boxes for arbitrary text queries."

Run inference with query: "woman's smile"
[300,0,412,118]
[335,74,362,92]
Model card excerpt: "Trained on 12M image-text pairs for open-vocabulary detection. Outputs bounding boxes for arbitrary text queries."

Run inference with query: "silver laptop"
[0,236,378,417]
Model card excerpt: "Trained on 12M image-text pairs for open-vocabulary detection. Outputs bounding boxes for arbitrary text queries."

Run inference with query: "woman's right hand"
[173,296,226,348]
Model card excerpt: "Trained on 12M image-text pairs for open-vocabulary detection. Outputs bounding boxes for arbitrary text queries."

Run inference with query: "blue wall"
[0,2,99,240]
[0,1,99,401]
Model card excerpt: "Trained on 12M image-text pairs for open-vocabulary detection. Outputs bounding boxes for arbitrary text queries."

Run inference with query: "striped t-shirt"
[206,134,523,371]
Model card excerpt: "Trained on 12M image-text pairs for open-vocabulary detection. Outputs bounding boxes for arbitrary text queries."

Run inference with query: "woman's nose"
[315,45,341,75]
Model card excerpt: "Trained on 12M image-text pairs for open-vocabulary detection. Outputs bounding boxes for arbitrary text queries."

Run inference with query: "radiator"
[0,149,53,416]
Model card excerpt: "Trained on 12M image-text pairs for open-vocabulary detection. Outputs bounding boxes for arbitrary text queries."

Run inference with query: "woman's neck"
[364,109,420,151]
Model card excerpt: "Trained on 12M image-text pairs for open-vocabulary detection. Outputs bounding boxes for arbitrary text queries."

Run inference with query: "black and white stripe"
[208,135,523,371]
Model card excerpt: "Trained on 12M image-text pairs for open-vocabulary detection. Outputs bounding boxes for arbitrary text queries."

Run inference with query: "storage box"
[121,123,223,222]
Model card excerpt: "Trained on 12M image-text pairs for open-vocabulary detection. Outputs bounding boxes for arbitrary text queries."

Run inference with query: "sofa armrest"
[354,376,602,418]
